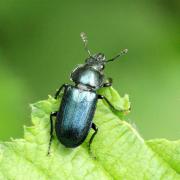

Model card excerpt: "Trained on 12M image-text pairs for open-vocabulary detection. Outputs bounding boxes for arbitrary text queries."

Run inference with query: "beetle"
[48,32,128,154]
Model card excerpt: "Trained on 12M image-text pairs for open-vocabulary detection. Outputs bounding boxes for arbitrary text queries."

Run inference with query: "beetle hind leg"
[47,111,57,156]
[88,123,98,151]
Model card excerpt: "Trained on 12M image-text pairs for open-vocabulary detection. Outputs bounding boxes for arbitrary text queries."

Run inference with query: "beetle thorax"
[70,64,104,90]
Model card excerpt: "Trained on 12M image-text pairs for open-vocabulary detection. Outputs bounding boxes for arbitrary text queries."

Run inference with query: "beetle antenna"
[106,49,128,62]
[80,32,92,57]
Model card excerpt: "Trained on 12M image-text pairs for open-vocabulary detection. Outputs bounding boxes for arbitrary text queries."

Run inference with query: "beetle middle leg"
[47,111,57,155]
[102,77,113,87]
[54,83,68,99]
[98,94,130,112]
[88,123,98,151]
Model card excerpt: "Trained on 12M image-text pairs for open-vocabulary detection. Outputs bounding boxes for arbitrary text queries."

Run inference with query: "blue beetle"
[48,32,128,154]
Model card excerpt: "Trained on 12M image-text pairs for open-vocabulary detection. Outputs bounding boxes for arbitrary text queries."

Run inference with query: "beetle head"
[80,32,128,71]
[85,53,106,71]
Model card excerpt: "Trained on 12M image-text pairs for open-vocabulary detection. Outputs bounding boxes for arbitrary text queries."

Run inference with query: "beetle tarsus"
[47,111,58,156]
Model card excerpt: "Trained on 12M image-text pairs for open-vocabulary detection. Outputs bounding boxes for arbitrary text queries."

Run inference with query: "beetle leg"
[98,94,117,110]
[88,123,98,151]
[102,77,113,87]
[54,83,68,99]
[98,94,131,113]
[47,111,57,155]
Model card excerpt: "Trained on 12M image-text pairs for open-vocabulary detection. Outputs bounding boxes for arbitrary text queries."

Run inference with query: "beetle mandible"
[48,32,128,154]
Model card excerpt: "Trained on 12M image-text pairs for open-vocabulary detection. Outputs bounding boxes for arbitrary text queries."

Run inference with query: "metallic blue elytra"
[47,32,128,155]
[55,85,98,147]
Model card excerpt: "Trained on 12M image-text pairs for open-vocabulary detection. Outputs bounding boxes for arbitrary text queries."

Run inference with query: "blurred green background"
[0,0,179,141]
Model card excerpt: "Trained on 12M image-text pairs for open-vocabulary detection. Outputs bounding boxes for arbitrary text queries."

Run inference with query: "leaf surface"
[0,87,179,180]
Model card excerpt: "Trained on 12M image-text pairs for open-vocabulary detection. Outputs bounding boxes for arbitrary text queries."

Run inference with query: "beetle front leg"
[102,77,113,87]
[88,123,98,151]
[47,111,57,155]
[54,83,68,99]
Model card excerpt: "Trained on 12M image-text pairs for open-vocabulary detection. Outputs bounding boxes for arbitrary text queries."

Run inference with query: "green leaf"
[147,139,180,174]
[0,87,179,180]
